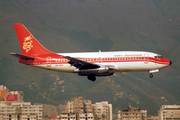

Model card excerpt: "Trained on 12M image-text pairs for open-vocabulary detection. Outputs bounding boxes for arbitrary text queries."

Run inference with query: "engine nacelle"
[74,66,109,73]
[74,67,114,76]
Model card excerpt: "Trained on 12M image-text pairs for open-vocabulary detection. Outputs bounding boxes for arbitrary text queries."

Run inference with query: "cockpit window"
[154,56,163,59]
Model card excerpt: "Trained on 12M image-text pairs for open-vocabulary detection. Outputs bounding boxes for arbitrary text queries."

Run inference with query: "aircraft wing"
[63,56,100,69]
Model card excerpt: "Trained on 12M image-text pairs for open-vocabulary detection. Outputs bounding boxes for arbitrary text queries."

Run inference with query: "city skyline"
[1,85,180,120]
[1,0,179,117]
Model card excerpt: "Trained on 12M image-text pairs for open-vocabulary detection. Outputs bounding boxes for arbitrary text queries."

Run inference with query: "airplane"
[10,23,172,81]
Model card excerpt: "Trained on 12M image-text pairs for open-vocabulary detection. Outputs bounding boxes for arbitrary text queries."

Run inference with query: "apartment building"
[60,96,94,120]
[59,113,77,120]
[0,85,9,101]
[0,101,43,120]
[158,105,180,120]
[0,85,23,102]
[92,101,112,120]
[7,91,24,101]
[59,113,94,120]
[0,90,7,101]
[63,96,92,113]
[117,106,147,120]
[78,113,94,120]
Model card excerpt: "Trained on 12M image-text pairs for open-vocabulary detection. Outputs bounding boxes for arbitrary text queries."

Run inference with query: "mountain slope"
[0,0,180,116]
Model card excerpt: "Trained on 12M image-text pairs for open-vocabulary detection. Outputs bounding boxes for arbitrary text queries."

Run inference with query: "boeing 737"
[10,23,172,81]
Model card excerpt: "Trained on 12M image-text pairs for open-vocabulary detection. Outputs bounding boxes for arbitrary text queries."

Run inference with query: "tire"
[149,73,153,78]
[87,75,96,81]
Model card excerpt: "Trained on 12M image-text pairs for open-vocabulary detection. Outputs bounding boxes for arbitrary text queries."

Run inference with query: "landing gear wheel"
[149,73,153,78]
[87,75,96,81]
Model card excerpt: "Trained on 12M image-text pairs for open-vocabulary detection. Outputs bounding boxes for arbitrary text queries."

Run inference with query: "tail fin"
[14,23,54,57]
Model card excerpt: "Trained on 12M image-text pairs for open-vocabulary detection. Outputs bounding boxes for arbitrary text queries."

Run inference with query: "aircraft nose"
[170,61,172,65]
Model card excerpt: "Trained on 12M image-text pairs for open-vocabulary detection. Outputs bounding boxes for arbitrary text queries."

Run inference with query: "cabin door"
[144,54,149,64]
[46,57,51,67]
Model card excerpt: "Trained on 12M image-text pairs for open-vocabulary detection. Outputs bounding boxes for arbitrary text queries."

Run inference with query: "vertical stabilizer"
[14,23,54,57]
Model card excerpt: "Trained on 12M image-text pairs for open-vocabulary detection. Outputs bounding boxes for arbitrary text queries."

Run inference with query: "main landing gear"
[149,73,153,78]
[87,74,96,81]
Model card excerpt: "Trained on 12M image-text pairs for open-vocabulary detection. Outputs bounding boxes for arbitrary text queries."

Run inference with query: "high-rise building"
[117,106,147,120]
[0,85,9,101]
[60,96,94,120]
[59,113,94,120]
[158,105,180,120]
[0,85,23,102]
[92,101,112,120]
[78,113,94,120]
[0,101,43,120]
[63,96,92,113]
[7,91,24,101]
[0,90,7,101]
[59,113,77,120]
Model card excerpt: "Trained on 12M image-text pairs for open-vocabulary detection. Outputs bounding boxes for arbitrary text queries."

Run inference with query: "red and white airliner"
[10,23,172,81]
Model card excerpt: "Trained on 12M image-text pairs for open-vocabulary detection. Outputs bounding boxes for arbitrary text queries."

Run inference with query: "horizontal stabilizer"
[9,53,34,60]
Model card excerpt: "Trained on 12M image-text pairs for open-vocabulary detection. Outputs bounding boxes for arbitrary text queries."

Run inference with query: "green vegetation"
[0,0,180,116]
[55,28,113,51]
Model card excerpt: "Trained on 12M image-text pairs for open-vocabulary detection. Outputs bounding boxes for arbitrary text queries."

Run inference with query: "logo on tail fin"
[23,35,33,52]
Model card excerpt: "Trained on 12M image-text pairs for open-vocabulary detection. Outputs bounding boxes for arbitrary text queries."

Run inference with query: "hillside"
[0,0,180,116]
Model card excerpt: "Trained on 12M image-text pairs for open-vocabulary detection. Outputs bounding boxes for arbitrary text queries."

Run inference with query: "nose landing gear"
[149,69,159,78]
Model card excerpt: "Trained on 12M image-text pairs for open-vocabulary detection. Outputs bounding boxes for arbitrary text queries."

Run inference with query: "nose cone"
[170,61,172,65]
